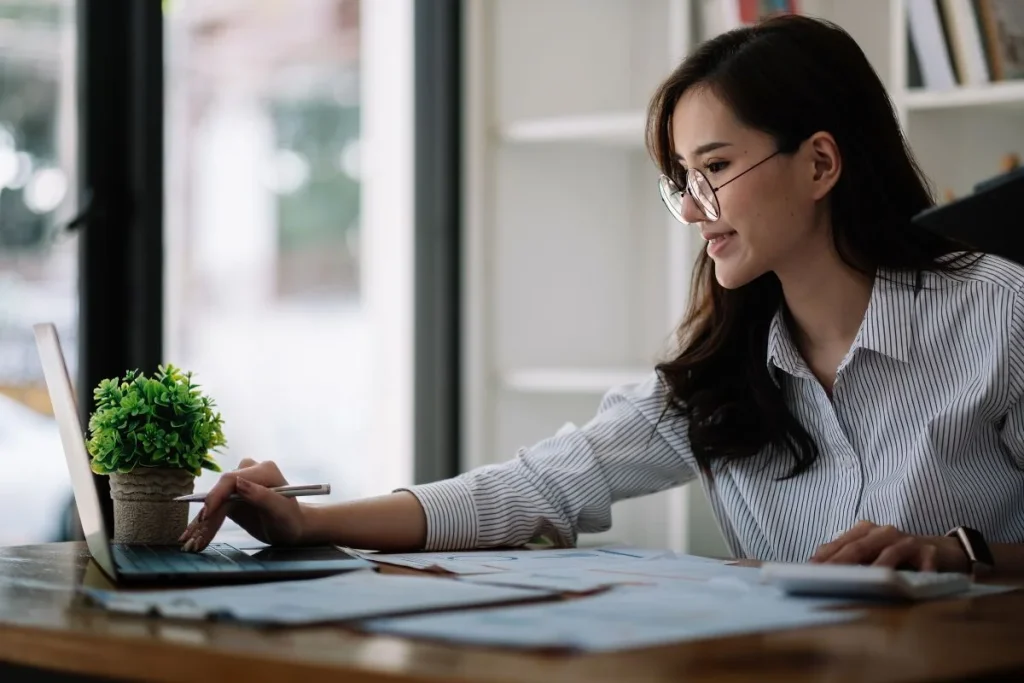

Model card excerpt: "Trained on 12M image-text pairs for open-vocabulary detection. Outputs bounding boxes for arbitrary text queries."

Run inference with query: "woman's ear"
[805,131,841,200]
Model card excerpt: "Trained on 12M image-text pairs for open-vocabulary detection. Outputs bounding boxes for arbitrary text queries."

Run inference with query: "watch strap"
[946,526,994,578]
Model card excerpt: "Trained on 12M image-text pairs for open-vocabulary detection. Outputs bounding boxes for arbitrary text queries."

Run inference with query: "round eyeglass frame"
[658,150,781,223]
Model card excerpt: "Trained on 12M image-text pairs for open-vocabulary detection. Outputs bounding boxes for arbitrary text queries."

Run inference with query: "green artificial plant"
[86,364,225,475]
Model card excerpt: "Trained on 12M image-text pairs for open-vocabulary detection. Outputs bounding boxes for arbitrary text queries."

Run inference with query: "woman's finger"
[178,505,207,543]
[811,520,877,562]
[871,536,920,568]
[180,460,291,551]
[824,525,904,565]
[918,543,938,572]
[235,479,291,516]
[203,461,286,518]
[187,499,235,552]
[234,480,302,544]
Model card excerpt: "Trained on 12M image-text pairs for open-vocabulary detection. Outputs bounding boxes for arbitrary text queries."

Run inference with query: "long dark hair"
[647,15,976,479]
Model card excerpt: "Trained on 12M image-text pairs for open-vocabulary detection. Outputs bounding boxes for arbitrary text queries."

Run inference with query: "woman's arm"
[983,375,1024,572]
[178,462,429,553]
[984,295,1024,572]
[813,334,1024,574]
[810,521,1024,574]
[985,544,1024,573]
[383,373,696,551]
[183,373,696,554]
[300,492,428,552]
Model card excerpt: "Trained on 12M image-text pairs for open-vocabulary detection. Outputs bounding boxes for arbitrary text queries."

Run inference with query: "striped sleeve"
[398,373,697,551]
[1000,290,1024,469]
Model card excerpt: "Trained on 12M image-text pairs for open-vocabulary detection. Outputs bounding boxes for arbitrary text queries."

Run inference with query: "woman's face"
[670,87,833,289]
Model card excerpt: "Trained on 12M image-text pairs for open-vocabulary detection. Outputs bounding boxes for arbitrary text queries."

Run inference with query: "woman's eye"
[705,161,728,174]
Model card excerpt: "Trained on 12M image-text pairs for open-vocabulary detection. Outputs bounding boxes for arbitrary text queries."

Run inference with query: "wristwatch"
[945,526,995,578]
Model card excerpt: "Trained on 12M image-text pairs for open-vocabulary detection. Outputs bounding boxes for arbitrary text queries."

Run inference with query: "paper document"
[454,557,1020,601]
[961,583,1020,599]
[81,571,556,625]
[358,546,678,575]
[453,557,769,594]
[366,583,861,652]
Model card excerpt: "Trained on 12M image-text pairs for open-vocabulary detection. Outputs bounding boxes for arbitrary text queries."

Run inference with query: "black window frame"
[414,0,462,484]
[73,0,462,535]
[77,0,164,531]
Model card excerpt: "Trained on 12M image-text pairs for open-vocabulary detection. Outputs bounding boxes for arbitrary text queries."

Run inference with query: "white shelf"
[501,367,652,394]
[499,112,646,146]
[903,80,1024,112]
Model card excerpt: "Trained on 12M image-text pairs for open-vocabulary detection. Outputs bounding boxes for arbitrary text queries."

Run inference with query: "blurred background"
[1,0,1021,553]
[0,0,80,543]
[0,0,378,545]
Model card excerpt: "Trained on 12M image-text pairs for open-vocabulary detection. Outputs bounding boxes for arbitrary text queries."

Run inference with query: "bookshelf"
[891,0,1024,198]
[501,368,653,394]
[461,0,1023,557]
[463,0,694,553]
[500,113,647,146]
[903,80,1024,111]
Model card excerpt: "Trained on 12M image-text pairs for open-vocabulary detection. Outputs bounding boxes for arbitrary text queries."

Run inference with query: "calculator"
[759,562,972,601]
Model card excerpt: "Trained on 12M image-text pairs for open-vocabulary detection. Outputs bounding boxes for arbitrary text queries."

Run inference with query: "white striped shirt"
[403,254,1024,561]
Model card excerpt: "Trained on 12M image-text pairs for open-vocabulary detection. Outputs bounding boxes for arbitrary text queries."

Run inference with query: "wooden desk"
[1,543,1023,683]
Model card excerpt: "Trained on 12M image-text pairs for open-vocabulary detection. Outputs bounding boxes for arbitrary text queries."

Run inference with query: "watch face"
[961,526,995,566]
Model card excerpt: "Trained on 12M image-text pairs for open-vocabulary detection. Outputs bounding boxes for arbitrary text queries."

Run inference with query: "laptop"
[33,322,373,585]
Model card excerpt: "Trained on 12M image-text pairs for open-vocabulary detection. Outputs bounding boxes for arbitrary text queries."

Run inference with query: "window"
[0,0,425,546]
[165,0,415,534]
[0,0,76,544]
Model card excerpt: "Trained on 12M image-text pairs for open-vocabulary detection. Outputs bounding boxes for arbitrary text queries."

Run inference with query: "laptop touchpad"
[246,545,361,563]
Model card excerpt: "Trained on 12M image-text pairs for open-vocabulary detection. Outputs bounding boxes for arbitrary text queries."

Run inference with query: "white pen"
[172,483,331,503]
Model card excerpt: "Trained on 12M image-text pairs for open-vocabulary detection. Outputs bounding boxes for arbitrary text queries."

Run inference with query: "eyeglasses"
[658,150,781,223]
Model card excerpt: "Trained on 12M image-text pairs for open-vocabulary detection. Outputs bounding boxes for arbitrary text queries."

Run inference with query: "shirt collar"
[766,267,919,379]
[766,305,812,381]
[852,267,919,363]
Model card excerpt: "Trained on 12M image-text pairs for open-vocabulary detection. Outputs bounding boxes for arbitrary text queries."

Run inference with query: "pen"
[172,483,331,503]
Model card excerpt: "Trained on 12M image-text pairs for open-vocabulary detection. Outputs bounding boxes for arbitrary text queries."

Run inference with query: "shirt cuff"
[396,477,479,551]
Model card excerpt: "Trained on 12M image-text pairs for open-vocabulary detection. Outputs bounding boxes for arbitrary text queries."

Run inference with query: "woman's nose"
[680,191,708,224]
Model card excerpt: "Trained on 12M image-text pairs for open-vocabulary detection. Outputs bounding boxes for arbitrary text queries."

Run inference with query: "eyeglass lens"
[659,170,720,223]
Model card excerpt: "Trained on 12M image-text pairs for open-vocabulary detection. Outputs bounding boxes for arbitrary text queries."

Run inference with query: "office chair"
[913,167,1024,266]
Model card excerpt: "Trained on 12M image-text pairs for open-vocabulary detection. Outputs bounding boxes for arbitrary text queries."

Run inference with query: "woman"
[181,15,1024,574]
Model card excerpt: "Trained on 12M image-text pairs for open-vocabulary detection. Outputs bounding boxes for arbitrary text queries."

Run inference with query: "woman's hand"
[810,520,969,572]
[179,459,308,553]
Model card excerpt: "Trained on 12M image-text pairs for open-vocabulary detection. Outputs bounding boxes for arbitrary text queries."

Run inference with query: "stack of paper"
[89,546,1007,652]
[356,545,678,575]
[82,571,556,625]
[364,582,860,652]
[452,557,773,595]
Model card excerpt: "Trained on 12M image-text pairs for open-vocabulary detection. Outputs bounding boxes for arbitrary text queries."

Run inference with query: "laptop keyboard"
[113,543,265,574]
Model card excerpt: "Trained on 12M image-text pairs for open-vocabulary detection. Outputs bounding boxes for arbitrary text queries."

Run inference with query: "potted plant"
[86,364,226,545]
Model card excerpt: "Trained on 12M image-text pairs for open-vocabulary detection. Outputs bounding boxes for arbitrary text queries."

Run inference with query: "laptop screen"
[33,322,116,578]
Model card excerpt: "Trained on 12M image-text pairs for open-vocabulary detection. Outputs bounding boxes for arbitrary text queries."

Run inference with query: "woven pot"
[108,468,196,545]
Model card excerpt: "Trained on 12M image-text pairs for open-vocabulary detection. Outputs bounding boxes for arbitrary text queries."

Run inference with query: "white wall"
[361,0,416,492]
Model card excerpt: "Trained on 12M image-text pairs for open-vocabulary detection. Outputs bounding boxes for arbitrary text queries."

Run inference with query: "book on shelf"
[699,0,799,39]
[974,0,1024,81]
[908,0,1024,90]
[737,0,799,25]
[907,0,958,90]
[940,0,990,85]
